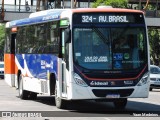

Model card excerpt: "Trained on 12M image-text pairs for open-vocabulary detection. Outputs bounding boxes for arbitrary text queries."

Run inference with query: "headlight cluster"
[73,73,88,87]
[137,72,149,86]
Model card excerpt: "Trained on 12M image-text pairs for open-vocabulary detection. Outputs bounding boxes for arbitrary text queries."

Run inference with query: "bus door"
[4,29,16,87]
[60,28,70,97]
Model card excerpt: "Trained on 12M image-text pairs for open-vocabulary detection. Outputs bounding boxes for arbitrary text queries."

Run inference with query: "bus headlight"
[137,73,149,86]
[73,73,88,87]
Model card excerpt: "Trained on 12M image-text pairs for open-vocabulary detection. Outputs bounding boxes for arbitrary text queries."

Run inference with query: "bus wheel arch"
[18,71,37,100]
[18,73,30,99]
[55,82,67,109]
[17,70,21,89]
[49,73,56,95]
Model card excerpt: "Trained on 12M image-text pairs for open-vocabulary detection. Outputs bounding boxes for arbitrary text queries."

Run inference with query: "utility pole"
[36,0,48,11]
[71,0,74,8]
[55,0,61,8]
[19,0,21,12]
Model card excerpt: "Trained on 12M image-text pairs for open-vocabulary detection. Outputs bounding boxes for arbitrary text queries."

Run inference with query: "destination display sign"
[82,15,129,23]
[73,13,144,24]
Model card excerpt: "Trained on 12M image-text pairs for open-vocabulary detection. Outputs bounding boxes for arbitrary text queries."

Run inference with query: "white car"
[150,65,160,91]
[0,61,4,79]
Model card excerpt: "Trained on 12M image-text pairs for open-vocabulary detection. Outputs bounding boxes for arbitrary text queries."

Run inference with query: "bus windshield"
[73,27,147,70]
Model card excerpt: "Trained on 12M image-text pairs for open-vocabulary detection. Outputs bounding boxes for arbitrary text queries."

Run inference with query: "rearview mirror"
[64,28,71,43]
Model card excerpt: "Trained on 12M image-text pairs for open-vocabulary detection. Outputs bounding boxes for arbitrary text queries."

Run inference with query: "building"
[0,0,160,26]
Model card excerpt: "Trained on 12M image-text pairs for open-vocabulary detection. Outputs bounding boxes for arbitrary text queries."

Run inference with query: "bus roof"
[71,8,143,13]
[9,8,143,27]
[9,10,63,27]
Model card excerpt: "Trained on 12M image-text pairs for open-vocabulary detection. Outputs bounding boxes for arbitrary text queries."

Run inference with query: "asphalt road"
[0,79,160,120]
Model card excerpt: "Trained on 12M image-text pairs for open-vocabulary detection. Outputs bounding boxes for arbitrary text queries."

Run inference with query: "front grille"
[150,84,160,87]
[92,89,134,97]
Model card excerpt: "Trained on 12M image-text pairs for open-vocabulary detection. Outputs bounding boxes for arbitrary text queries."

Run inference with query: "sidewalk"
[0,79,18,104]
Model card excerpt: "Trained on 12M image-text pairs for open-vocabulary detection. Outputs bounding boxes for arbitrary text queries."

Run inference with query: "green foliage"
[92,0,128,8]
[0,24,5,52]
[148,28,160,65]
[0,24,5,60]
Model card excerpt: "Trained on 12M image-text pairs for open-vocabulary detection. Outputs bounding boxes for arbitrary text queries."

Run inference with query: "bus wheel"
[149,88,152,91]
[18,74,30,100]
[28,92,37,100]
[113,98,127,109]
[55,84,66,109]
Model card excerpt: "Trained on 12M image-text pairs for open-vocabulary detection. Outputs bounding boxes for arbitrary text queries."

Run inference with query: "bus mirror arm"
[64,28,71,43]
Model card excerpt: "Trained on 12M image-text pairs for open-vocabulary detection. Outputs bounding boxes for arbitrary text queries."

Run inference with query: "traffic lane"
[34,96,160,117]
[127,89,160,112]
[0,79,160,116]
[0,79,59,111]
[148,89,160,104]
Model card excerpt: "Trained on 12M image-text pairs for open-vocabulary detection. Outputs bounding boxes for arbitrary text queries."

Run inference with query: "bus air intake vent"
[92,89,134,97]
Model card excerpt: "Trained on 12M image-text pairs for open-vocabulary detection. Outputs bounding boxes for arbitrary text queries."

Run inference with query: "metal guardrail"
[0,4,37,12]
[1,4,160,21]
[144,10,160,18]
[0,2,87,22]
[0,2,89,13]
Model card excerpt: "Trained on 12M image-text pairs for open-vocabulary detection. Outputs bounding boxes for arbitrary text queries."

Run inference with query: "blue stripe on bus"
[10,12,62,27]
[16,54,58,79]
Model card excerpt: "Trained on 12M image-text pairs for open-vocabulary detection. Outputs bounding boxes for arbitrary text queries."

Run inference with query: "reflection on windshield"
[73,27,147,70]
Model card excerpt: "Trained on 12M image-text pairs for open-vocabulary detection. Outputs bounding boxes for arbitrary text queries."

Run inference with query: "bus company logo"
[42,14,59,21]
[90,81,108,86]
[41,60,53,69]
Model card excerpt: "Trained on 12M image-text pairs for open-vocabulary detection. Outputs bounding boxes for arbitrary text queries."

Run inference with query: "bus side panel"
[15,54,58,94]
[4,54,18,87]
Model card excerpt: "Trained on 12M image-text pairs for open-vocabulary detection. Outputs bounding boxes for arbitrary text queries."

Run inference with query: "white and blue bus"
[4,8,150,109]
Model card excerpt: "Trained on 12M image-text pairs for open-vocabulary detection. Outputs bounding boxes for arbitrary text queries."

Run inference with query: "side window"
[26,25,36,53]
[15,21,60,54]
[16,27,26,53]
[38,24,46,53]
[24,24,46,54]
[43,21,60,55]
[4,29,11,53]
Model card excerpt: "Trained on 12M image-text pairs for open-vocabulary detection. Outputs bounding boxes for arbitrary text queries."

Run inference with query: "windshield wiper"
[91,26,109,44]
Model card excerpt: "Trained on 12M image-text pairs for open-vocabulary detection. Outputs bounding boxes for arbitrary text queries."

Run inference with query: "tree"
[0,24,5,61]
[148,28,160,66]
[92,0,128,8]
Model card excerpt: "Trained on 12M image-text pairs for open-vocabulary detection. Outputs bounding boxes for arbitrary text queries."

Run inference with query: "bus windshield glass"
[73,27,147,70]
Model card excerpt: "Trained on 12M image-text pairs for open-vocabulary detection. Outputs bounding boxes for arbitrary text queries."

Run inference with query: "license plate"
[106,94,120,98]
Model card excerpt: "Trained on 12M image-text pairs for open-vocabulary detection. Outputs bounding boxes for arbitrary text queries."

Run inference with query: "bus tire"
[55,84,66,109]
[28,92,37,100]
[149,88,152,91]
[113,98,127,109]
[18,74,30,100]
[49,73,56,95]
